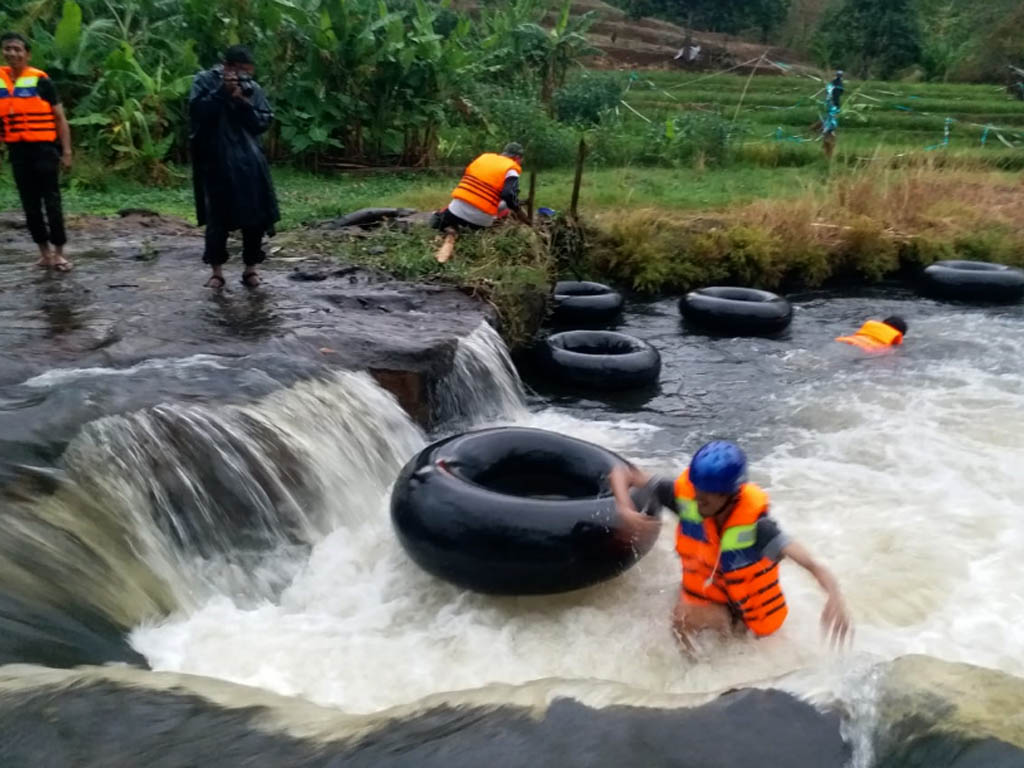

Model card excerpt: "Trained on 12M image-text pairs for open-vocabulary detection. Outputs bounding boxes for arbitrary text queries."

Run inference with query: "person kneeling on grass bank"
[835,315,907,354]
[0,32,73,272]
[189,45,279,289]
[610,440,852,655]
[436,142,530,231]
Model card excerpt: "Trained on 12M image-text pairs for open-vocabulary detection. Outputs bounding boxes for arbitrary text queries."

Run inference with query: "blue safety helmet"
[689,441,747,494]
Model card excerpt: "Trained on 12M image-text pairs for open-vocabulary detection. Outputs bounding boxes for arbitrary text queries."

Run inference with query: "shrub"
[553,72,625,127]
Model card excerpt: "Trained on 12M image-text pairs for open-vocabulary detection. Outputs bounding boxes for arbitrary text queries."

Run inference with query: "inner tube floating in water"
[545,331,661,391]
[390,427,660,595]
[920,260,1024,304]
[681,286,793,337]
[551,281,624,326]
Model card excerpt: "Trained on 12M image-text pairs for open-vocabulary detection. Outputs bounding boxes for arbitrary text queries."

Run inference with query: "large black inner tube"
[390,427,660,595]
[551,281,624,326]
[680,286,793,337]
[545,331,661,391]
[920,260,1024,304]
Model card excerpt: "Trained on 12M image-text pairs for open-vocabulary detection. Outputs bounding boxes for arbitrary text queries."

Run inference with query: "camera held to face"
[236,73,256,98]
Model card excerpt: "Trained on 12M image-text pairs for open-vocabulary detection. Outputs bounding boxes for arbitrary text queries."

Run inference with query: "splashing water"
[6,293,1024,765]
[432,322,528,426]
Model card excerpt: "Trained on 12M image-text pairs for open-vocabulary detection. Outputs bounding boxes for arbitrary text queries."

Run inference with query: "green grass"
[0,72,1016,226]
[0,163,827,230]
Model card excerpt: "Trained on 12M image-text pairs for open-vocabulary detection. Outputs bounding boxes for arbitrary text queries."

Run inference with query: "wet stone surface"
[0,211,492,449]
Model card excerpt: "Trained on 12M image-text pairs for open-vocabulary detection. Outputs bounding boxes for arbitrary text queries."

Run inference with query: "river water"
[3,287,1024,762]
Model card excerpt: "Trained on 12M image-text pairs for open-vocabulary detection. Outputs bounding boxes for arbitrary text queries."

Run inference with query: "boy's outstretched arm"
[781,541,853,647]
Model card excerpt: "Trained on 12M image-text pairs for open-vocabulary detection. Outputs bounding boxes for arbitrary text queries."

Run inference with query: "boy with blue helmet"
[610,440,851,653]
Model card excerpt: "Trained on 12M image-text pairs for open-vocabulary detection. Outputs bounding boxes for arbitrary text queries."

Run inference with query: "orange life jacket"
[450,153,522,217]
[835,320,903,353]
[674,470,788,637]
[0,66,58,144]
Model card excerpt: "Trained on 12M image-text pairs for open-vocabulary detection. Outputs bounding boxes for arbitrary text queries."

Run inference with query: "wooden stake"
[527,171,537,225]
[570,137,587,221]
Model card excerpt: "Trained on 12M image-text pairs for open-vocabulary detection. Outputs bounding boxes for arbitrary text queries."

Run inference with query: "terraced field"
[622,71,1024,167]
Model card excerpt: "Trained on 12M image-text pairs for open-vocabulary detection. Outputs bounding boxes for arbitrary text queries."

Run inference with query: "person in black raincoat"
[189,45,279,288]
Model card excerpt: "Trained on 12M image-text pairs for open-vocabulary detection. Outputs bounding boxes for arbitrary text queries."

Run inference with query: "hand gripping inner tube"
[390,427,660,595]
[920,260,1024,304]
[551,281,624,326]
[545,331,661,390]
[680,286,793,336]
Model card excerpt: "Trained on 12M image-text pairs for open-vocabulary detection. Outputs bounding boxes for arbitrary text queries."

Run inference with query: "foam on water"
[133,305,1024,721]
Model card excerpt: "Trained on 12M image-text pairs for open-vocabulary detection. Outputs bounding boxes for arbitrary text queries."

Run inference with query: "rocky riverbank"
[0,211,494,430]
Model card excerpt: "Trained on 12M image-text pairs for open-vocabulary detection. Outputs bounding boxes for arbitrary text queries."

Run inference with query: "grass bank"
[3,150,1023,347]
[281,224,554,348]
[583,164,1024,295]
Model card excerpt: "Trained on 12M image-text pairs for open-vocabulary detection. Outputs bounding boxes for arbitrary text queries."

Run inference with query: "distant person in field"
[0,32,73,271]
[817,70,844,159]
[436,142,529,231]
[189,45,279,289]
[835,315,907,354]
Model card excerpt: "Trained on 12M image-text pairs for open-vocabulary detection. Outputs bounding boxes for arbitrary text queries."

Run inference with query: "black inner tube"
[697,287,777,303]
[551,341,639,356]
[466,457,601,500]
[557,284,611,297]
[548,331,644,356]
[937,261,1008,272]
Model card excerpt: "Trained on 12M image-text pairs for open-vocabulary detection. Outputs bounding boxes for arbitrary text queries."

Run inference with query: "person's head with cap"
[502,142,524,163]
[883,315,907,335]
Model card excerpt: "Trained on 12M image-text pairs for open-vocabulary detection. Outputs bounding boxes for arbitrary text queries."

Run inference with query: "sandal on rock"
[205,274,226,289]
[241,271,261,288]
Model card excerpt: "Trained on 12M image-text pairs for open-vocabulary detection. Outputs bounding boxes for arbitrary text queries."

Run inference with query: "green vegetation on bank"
[0,24,1021,346]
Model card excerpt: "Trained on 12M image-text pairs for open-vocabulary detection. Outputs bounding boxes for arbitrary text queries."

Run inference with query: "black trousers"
[436,208,485,232]
[202,221,266,267]
[9,143,66,247]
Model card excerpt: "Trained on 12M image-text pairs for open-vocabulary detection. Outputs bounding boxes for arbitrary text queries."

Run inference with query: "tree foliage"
[817,0,922,78]
[612,0,791,39]
[0,0,599,177]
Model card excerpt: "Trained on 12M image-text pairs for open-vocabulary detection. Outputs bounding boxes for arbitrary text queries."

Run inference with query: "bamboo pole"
[570,137,587,221]
[731,53,765,125]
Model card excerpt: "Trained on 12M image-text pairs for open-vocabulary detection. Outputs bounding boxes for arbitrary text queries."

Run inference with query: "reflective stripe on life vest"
[674,469,788,637]
[0,66,58,143]
[450,153,522,217]
[836,320,903,353]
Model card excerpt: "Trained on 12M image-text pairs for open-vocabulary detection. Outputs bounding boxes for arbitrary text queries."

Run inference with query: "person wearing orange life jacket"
[0,32,73,271]
[610,441,851,653]
[437,143,529,231]
[836,315,907,354]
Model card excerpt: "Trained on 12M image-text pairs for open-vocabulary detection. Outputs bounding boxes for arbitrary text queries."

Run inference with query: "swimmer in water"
[835,315,907,354]
[611,441,852,654]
